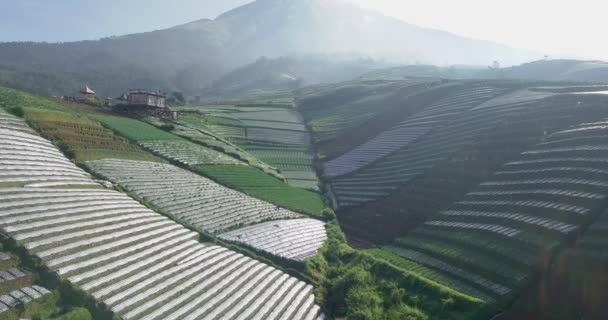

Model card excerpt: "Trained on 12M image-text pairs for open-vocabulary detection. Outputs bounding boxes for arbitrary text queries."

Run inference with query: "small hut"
[79,86,96,101]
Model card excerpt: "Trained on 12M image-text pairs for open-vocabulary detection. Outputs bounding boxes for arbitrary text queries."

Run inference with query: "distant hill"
[205,55,388,99]
[358,64,486,80]
[360,59,608,83]
[0,0,537,97]
[485,59,608,82]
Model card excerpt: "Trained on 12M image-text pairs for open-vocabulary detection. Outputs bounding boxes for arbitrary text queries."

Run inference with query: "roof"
[128,89,166,98]
[80,86,95,94]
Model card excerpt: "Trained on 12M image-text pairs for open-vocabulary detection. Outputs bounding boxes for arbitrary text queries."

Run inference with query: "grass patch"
[0,87,69,112]
[305,221,496,320]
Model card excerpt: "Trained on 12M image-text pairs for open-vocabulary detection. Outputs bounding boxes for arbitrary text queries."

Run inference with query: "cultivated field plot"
[86,159,301,234]
[330,89,556,207]
[176,105,319,189]
[194,165,326,217]
[376,120,608,302]
[0,284,52,317]
[169,122,282,178]
[22,108,159,163]
[93,115,242,166]
[0,188,324,320]
[0,251,53,318]
[323,85,505,177]
[0,108,36,134]
[0,117,325,319]
[297,79,439,143]
[0,125,96,188]
[219,219,327,261]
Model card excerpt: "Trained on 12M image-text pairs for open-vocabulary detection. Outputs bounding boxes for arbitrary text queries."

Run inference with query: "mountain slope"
[0,0,536,96]
[213,0,536,66]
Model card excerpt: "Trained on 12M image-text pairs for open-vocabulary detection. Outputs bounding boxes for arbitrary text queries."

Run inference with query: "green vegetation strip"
[92,115,179,141]
[194,165,325,217]
[23,108,160,163]
[305,222,497,320]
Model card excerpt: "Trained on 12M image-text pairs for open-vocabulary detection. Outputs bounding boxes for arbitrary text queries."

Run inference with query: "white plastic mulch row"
[0,108,36,134]
[0,188,324,320]
[0,285,51,314]
[0,127,94,187]
[0,122,325,319]
[140,140,242,166]
[85,159,301,233]
[219,219,327,261]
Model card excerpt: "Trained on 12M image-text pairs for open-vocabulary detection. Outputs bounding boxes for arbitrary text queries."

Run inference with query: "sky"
[1,0,606,60]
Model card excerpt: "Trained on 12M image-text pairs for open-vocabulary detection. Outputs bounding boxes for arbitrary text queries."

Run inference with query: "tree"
[167,91,186,106]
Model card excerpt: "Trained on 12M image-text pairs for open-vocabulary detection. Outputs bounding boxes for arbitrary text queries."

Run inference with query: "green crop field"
[174,103,320,190]
[23,108,160,162]
[93,114,242,165]
[168,121,284,178]
[90,112,324,215]
[92,114,180,141]
[194,165,325,216]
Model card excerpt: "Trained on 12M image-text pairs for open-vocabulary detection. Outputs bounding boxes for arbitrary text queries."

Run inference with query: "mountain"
[0,0,538,97]
[212,0,537,65]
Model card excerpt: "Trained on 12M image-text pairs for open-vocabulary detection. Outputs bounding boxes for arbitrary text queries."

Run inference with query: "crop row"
[0,122,325,319]
[0,127,95,187]
[330,90,556,207]
[324,85,503,177]
[219,219,327,261]
[86,159,301,234]
[385,119,608,303]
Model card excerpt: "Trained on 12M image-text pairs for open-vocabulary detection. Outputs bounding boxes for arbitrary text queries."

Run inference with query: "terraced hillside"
[166,121,282,178]
[86,159,327,261]
[339,92,608,243]
[322,83,509,177]
[328,87,554,208]
[93,115,242,166]
[22,108,159,162]
[296,79,443,148]
[0,120,96,188]
[90,113,325,216]
[0,105,326,319]
[173,103,320,190]
[370,119,608,306]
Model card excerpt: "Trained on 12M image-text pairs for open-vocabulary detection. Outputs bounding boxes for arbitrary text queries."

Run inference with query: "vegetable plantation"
[0,108,327,320]
[93,115,242,165]
[174,104,320,190]
[23,108,159,162]
[194,165,325,217]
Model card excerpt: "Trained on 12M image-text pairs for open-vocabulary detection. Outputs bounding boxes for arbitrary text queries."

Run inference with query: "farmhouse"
[127,89,167,108]
[110,89,169,116]
[79,85,96,101]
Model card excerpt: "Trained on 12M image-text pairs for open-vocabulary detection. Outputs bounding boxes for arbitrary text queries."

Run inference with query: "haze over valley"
[0,1,607,320]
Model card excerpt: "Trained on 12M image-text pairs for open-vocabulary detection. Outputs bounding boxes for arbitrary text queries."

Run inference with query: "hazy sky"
[349,0,607,60]
[1,0,606,60]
